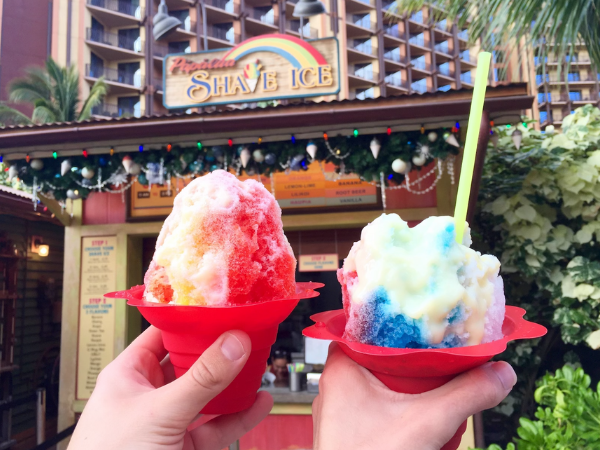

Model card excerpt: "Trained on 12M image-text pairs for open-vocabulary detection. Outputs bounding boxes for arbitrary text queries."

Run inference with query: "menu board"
[76,236,117,400]
[129,162,377,218]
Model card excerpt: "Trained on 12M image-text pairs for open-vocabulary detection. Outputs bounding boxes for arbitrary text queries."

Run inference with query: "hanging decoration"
[444,132,460,148]
[30,159,44,171]
[252,149,265,163]
[511,129,523,150]
[369,138,381,159]
[391,158,408,174]
[306,142,318,159]
[240,147,251,168]
[81,167,95,179]
[5,126,464,201]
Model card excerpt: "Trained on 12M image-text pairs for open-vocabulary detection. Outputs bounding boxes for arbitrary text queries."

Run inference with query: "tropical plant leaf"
[78,77,109,121]
[0,104,33,126]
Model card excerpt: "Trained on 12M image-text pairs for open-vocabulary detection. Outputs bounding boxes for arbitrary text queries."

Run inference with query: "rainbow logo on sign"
[221,34,328,69]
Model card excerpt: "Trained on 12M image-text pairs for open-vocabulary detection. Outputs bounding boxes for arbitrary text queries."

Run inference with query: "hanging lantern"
[61,159,72,176]
[306,141,318,159]
[240,147,251,168]
[427,131,438,142]
[391,158,408,174]
[8,165,18,181]
[512,129,523,150]
[30,159,44,171]
[369,138,381,159]
[81,167,95,179]
[253,149,265,163]
[444,132,460,147]
[122,155,134,173]
[412,154,427,166]
[129,163,142,176]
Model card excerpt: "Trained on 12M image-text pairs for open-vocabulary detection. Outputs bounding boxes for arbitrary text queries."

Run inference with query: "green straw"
[454,52,492,244]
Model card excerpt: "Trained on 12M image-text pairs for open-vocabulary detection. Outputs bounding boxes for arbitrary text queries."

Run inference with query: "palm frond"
[0,104,33,126]
[8,67,52,104]
[78,77,109,121]
[31,105,58,124]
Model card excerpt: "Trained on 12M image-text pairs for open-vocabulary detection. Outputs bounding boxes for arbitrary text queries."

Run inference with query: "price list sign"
[76,236,117,400]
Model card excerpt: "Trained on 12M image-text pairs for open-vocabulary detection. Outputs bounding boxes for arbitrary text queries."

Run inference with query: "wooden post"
[466,110,490,224]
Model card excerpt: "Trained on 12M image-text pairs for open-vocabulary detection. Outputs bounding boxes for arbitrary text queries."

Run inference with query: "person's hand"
[313,343,516,450]
[68,326,273,450]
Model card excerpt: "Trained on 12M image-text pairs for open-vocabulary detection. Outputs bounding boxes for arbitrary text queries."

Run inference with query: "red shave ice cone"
[106,282,323,415]
[303,306,546,450]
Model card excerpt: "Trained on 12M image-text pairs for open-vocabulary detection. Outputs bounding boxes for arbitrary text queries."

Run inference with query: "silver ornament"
[129,163,142,176]
[240,147,251,168]
[427,131,438,142]
[391,159,408,173]
[8,165,18,181]
[412,154,427,166]
[306,142,318,159]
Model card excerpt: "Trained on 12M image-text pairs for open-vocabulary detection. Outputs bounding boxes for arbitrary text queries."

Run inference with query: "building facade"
[534,45,600,128]
[49,0,478,117]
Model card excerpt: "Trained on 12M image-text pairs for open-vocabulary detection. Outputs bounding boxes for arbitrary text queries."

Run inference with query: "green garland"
[2,128,460,201]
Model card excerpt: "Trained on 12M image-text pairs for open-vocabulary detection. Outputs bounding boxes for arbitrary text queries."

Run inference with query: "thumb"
[157,330,251,422]
[425,361,516,431]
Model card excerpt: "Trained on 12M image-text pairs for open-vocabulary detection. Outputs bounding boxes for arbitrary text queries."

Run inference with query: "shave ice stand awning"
[0,34,533,450]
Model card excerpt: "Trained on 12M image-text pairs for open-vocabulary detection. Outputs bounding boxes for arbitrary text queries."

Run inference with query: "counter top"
[260,386,317,404]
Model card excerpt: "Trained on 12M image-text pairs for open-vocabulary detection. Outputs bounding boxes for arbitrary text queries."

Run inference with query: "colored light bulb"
[167,144,172,152]
[228,138,233,147]
[387,127,392,135]
[197,142,202,150]
[139,145,144,152]
[353,129,358,137]
[53,151,57,159]
[83,150,88,157]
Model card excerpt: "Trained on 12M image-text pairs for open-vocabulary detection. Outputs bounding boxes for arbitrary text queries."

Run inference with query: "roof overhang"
[0,84,533,161]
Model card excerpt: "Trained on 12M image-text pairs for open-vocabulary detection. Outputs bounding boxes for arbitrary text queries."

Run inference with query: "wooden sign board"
[163,34,340,108]
[129,163,378,219]
[76,236,117,400]
[298,254,339,272]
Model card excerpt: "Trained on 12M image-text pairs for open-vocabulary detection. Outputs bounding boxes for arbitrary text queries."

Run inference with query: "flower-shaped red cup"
[105,282,323,414]
[303,306,546,450]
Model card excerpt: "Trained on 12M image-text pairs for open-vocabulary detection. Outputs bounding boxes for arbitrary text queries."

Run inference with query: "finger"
[189,391,273,450]
[424,362,516,430]
[322,343,386,388]
[156,330,251,422]
[161,354,177,384]
[120,326,168,363]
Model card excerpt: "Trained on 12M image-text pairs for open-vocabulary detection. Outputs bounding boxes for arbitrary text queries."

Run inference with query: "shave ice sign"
[163,34,340,108]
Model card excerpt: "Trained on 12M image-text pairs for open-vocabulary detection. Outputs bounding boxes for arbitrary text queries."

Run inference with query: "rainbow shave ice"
[338,214,505,348]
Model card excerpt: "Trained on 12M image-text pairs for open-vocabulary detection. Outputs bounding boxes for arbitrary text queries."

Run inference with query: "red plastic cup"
[303,306,546,450]
[105,282,323,414]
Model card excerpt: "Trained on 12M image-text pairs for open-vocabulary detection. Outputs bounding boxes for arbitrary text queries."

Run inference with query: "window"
[436,19,448,31]
[384,24,400,38]
[90,53,104,78]
[434,41,450,54]
[168,41,191,54]
[460,71,472,83]
[411,55,427,70]
[118,28,140,51]
[411,78,427,93]
[539,111,549,122]
[460,50,471,62]
[457,29,468,41]
[117,62,141,87]
[118,96,141,118]
[352,39,372,54]
[438,84,452,92]
[569,91,582,101]
[537,92,551,103]
[352,14,371,29]
[385,71,402,87]
[493,67,507,82]
[382,0,397,11]
[409,33,425,47]
[566,53,578,62]
[383,47,400,62]
[253,6,274,24]
[410,10,423,23]
[212,23,234,43]
[355,88,375,100]
[438,62,452,76]
[354,64,374,80]
[567,72,580,82]
[170,10,191,31]
[536,74,549,84]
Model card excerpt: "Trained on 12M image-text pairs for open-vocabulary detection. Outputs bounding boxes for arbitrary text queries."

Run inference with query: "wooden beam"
[39,193,71,226]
